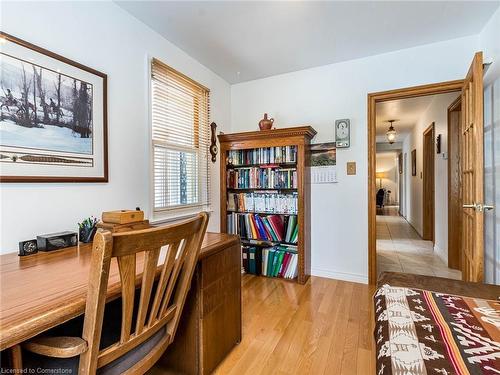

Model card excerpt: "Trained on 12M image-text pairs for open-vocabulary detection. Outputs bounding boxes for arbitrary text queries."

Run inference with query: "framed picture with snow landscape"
[0,32,108,182]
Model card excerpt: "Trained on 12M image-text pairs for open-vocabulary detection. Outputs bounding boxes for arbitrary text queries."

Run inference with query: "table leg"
[10,344,22,370]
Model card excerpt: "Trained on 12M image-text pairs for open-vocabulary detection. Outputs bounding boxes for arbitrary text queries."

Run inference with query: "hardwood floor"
[213,275,376,375]
[150,274,375,375]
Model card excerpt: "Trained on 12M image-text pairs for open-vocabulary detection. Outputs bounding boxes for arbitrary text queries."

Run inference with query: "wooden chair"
[21,212,208,374]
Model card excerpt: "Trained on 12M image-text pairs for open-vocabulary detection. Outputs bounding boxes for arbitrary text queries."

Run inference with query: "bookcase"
[218,126,317,284]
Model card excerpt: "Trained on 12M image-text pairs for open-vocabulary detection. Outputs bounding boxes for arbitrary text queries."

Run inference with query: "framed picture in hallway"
[411,149,417,176]
[0,32,108,182]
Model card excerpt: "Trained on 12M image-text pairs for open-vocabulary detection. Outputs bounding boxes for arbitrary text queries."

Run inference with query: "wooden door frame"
[422,123,435,242]
[367,80,464,285]
[403,152,408,217]
[398,152,403,216]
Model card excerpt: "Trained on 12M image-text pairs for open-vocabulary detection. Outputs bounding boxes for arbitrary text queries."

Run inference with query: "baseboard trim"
[403,216,423,238]
[434,244,448,265]
[311,268,368,284]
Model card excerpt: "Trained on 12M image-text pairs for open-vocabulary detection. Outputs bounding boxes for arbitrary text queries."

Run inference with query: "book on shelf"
[241,246,261,275]
[242,247,249,272]
[227,146,297,166]
[227,192,298,214]
[284,215,298,243]
[261,246,298,279]
[227,213,299,244]
[227,167,297,189]
[242,245,298,279]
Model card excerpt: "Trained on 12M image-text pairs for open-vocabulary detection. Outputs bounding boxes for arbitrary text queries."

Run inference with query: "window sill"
[151,206,213,226]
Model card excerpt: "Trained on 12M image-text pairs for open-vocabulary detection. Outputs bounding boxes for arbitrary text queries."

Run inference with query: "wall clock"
[335,119,350,148]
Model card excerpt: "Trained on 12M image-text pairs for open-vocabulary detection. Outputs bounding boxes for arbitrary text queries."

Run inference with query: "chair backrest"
[78,212,208,374]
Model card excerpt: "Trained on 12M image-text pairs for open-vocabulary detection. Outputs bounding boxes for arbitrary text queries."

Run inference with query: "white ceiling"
[116,1,499,83]
[375,93,459,143]
[376,96,435,143]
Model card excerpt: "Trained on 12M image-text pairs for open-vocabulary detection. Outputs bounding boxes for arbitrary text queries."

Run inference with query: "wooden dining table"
[0,232,240,352]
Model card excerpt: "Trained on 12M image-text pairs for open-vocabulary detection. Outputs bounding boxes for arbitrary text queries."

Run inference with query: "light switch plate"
[347,162,356,175]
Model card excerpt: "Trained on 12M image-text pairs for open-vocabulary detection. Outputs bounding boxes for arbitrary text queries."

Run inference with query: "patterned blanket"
[374,285,500,374]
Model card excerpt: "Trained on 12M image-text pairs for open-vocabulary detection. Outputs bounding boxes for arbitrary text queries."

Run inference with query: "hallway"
[376,208,461,280]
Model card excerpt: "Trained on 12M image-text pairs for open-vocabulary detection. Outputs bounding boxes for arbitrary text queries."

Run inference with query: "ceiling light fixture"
[386,120,397,144]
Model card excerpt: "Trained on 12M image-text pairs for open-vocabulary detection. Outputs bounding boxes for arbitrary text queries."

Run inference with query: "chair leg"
[10,344,22,370]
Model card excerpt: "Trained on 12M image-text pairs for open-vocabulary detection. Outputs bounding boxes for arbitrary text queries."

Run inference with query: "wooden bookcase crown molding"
[218,126,317,143]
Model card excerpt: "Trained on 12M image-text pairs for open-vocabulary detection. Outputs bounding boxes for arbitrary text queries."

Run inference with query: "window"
[151,58,210,212]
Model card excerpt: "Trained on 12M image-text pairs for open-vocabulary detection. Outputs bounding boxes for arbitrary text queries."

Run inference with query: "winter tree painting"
[0,33,107,182]
[0,53,93,154]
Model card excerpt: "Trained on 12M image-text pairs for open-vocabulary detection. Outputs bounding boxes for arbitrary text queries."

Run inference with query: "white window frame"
[148,57,210,222]
[152,142,203,212]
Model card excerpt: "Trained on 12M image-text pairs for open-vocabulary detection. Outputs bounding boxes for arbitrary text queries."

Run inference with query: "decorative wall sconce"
[210,122,218,163]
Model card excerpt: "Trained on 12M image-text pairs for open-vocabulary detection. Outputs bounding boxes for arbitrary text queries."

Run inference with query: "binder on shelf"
[267,249,276,277]
[242,247,249,273]
[249,247,256,274]
[274,251,285,276]
[285,216,297,243]
[254,246,298,280]
[242,246,262,276]
[262,248,267,276]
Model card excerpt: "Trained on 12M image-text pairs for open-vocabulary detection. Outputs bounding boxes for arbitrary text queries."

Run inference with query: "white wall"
[1,1,493,284]
[481,6,500,285]
[401,92,459,263]
[231,36,478,283]
[376,153,399,205]
[0,1,231,252]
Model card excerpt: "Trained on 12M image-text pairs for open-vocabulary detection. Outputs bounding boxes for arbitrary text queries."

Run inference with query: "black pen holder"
[79,226,97,243]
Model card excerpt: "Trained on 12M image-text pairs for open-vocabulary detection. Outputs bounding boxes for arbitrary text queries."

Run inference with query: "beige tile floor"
[376,206,461,280]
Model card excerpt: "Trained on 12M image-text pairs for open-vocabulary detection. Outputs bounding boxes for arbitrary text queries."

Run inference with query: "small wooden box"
[97,220,150,233]
[101,210,144,224]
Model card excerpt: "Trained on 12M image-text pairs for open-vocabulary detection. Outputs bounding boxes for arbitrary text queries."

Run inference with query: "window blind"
[151,58,210,212]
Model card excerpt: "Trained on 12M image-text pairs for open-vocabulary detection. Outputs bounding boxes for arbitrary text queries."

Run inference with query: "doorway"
[367,80,464,284]
[374,93,461,280]
[368,52,485,284]
[422,123,435,242]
